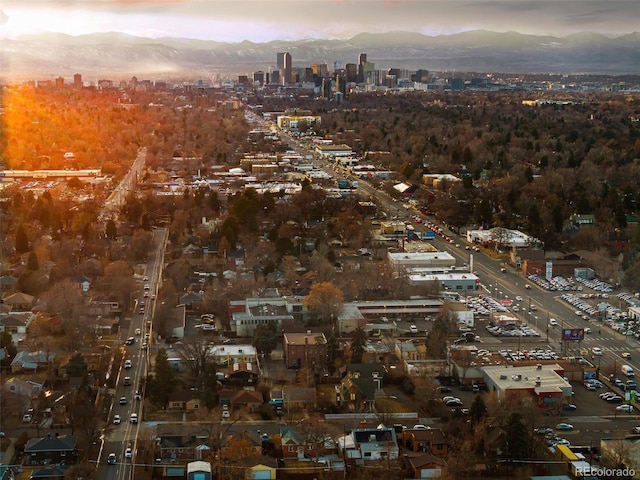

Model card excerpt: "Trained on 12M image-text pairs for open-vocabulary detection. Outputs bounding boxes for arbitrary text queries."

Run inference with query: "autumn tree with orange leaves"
[304,281,345,329]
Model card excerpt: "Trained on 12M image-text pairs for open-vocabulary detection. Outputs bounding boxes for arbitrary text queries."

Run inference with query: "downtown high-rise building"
[278,52,292,86]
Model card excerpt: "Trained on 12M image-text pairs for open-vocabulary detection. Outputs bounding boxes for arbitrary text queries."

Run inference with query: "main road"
[97,227,167,480]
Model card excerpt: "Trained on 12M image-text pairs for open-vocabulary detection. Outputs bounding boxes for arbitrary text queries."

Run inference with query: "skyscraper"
[357,53,367,83]
[278,52,292,86]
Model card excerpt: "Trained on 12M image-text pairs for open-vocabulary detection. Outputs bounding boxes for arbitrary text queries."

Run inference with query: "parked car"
[562,404,577,411]
[555,423,574,431]
[632,426,640,434]
[617,404,635,413]
[534,427,553,435]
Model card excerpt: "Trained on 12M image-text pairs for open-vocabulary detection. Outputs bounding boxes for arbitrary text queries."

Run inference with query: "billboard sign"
[545,261,553,281]
[562,328,585,342]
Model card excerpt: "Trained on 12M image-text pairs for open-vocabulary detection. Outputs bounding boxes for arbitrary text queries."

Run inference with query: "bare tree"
[172,335,216,381]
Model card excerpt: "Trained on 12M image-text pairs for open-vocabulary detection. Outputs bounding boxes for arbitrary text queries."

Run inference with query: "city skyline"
[1,0,639,43]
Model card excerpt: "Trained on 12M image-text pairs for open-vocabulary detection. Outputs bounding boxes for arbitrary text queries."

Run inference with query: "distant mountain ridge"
[2,30,640,79]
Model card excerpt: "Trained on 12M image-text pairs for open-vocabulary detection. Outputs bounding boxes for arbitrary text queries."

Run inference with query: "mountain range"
[2,30,640,80]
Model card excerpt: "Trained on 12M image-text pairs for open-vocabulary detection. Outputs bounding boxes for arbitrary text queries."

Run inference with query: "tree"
[0,331,17,365]
[469,393,487,425]
[146,348,175,407]
[252,321,279,356]
[304,281,345,328]
[65,352,88,378]
[502,411,532,460]
[172,336,215,381]
[350,327,367,364]
[105,219,118,240]
[27,251,39,271]
[15,224,29,254]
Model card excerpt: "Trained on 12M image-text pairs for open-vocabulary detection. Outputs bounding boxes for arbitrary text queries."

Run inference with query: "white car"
[409,325,418,334]
[125,447,132,458]
[549,318,558,326]
[617,404,634,413]
[592,347,603,356]
[124,359,132,369]
[113,414,121,424]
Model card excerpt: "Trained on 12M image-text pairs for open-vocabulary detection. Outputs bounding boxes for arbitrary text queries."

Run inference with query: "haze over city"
[1,0,640,42]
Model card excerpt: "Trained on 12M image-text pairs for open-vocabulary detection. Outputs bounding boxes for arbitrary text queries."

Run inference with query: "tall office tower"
[321,78,332,100]
[345,63,358,83]
[277,52,292,85]
[270,70,281,85]
[335,75,347,98]
[73,73,83,89]
[253,71,265,86]
[415,69,429,83]
[357,53,367,83]
[311,63,329,78]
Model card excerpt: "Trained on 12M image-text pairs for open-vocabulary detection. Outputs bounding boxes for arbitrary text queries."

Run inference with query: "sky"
[0,0,638,42]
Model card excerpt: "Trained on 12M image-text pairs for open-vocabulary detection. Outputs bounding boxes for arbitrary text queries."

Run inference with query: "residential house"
[25,375,47,393]
[337,423,398,465]
[283,331,327,369]
[0,312,34,335]
[220,431,262,461]
[209,345,258,367]
[71,275,91,293]
[335,363,384,412]
[2,291,35,310]
[281,387,317,411]
[405,452,448,479]
[401,428,449,455]
[0,275,19,293]
[280,426,319,460]
[362,340,392,364]
[24,434,77,465]
[4,377,39,399]
[156,425,210,463]
[225,362,259,386]
[79,258,103,277]
[27,466,69,479]
[167,389,201,413]
[230,389,263,411]
[11,350,56,373]
[180,291,204,312]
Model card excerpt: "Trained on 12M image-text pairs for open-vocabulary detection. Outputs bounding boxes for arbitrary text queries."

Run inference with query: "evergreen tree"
[350,328,367,364]
[15,224,29,254]
[27,251,39,271]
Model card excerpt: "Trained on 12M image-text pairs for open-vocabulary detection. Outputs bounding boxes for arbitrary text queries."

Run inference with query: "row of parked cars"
[486,324,542,338]
[575,276,614,293]
[497,348,560,362]
[560,293,602,317]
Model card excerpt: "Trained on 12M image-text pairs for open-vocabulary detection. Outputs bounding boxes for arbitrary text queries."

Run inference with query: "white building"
[388,251,456,270]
